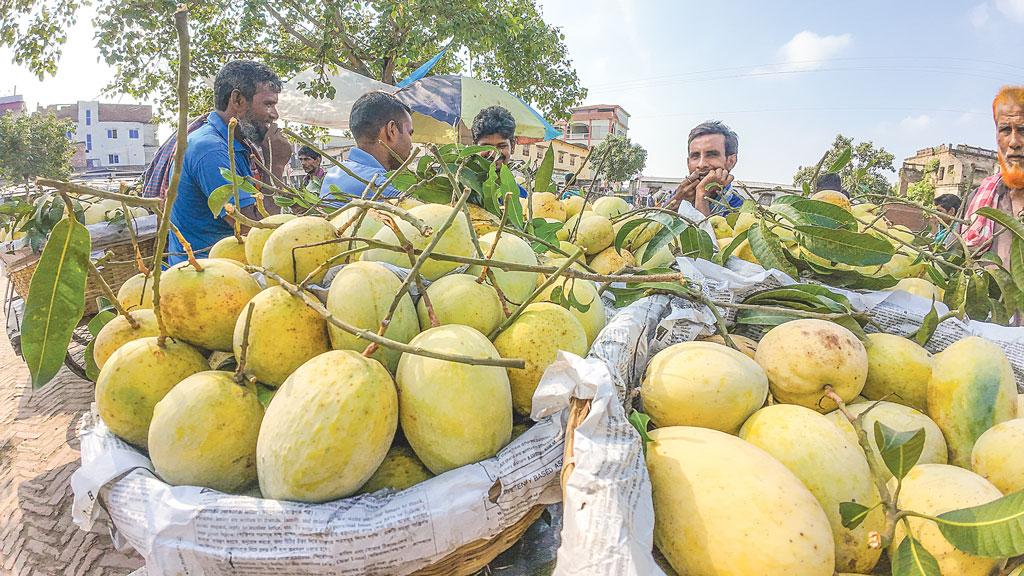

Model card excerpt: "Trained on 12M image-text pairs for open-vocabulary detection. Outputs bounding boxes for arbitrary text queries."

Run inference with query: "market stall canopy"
[277,69,561,143]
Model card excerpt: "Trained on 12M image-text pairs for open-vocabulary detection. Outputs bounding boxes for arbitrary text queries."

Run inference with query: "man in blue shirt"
[320,91,414,203]
[169,60,282,265]
[663,120,742,216]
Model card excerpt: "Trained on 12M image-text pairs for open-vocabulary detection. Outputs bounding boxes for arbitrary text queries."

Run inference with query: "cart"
[2,215,159,379]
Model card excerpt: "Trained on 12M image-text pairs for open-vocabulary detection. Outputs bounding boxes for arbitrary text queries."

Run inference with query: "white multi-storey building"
[41,101,159,172]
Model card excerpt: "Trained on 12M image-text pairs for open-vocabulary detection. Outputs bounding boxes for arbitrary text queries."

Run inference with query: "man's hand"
[662,172,702,211]
[695,168,735,215]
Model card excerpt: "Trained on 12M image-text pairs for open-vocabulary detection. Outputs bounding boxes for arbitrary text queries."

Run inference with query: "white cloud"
[995,0,1024,21]
[899,114,933,133]
[970,3,990,27]
[776,31,853,71]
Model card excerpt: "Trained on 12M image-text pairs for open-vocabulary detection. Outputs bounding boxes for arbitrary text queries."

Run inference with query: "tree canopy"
[594,135,647,184]
[2,0,586,121]
[0,112,75,186]
[793,134,896,198]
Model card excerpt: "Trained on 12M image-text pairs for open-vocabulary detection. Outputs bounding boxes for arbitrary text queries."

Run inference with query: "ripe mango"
[493,303,588,416]
[522,192,567,222]
[562,195,585,217]
[642,341,767,433]
[697,333,758,359]
[261,216,340,285]
[116,273,154,311]
[754,319,867,412]
[861,333,932,412]
[95,337,209,448]
[363,203,474,280]
[588,246,635,275]
[244,213,295,267]
[416,273,503,336]
[591,196,629,219]
[825,400,948,478]
[232,286,330,386]
[890,464,1005,576]
[257,350,397,502]
[159,258,261,351]
[740,404,883,573]
[927,336,1017,467]
[359,444,433,494]
[396,325,512,474]
[148,370,263,492]
[326,261,419,372]
[92,309,160,369]
[647,426,835,576]
[571,214,614,255]
[971,418,1024,495]
[537,277,605,347]
[208,236,247,264]
[467,231,540,305]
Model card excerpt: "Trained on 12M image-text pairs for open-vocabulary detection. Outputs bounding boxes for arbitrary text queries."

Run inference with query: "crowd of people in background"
[142,59,1023,274]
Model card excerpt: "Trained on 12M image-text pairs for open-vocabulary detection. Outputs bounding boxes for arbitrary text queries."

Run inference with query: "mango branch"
[167,221,202,271]
[249,265,525,369]
[227,117,243,242]
[234,302,256,384]
[489,250,584,339]
[152,4,191,347]
[36,178,162,208]
[222,204,276,228]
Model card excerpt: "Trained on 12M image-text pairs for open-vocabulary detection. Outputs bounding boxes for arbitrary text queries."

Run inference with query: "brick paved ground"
[0,278,143,575]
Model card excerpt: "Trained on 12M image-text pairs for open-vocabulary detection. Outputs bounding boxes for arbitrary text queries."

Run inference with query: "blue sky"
[2,0,1022,184]
[539,0,1024,182]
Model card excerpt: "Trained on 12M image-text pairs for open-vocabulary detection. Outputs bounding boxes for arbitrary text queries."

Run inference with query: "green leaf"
[873,421,926,480]
[892,535,941,576]
[801,181,811,196]
[534,145,554,194]
[747,222,799,278]
[795,225,895,266]
[87,309,116,336]
[207,184,235,218]
[748,284,852,310]
[976,207,1024,242]
[734,309,803,327]
[614,217,655,253]
[827,146,853,173]
[990,297,1011,325]
[934,490,1024,557]
[1010,237,1024,293]
[943,271,969,312]
[840,501,874,530]
[606,285,647,307]
[22,217,91,389]
[913,302,940,346]
[481,163,500,215]
[530,218,563,254]
[256,383,277,408]
[676,226,716,260]
[84,340,100,382]
[771,199,858,230]
[500,164,524,229]
[965,272,991,320]
[457,144,495,158]
[716,229,749,264]
[641,218,690,264]
[627,410,653,455]
[833,315,869,341]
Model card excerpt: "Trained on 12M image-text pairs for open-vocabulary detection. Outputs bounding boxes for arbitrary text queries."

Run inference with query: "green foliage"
[933,490,1024,557]
[22,216,91,389]
[2,0,585,120]
[906,158,939,205]
[891,533,941,576]
[627,410,653,455]
[793,134,895,198]
[593,134,647,183]
[873,421,926,480]
[0,112,75,185]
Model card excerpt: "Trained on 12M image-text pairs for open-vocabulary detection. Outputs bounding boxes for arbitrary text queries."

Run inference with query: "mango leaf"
[530,218,563,253]
[747,222,798,278]
[795,225,895,266]
[734,308,803,327]
[606,285,648,307]
[457,144,495,158]
[256,383,277,408]
[892,535,941,576]
[627,410,653,455]
[716,229,749,264]
[641,218,690,265]
[976,207,1024,242]
[827,146,853,173]
[925,264,950,291]
[834,315,869,342]
[534,145,555,194]
[873,421,926,480]
[990,298,1011,325]
[614,217,656,253]
[943,271,969,312]
[934,490,1024,557]
[676,226,716,260]
[481,163,500,215]
[1010,236,1024,293]
[84,340,100,381]
[87,309,116,336]
[801,181,811,196]
[913,302,940,346]
[840,501,874,530]
[22,217,91,389]
[965,272,991,320]
[207,184,235,218]
[771,199,858,230]
[500,164,524,229]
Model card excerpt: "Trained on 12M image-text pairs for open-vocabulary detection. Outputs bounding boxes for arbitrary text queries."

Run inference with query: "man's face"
[475,133,514,169]
[996,100,1024,189]
[381,112,414,169]
[687,133,737,176]
[935,205,955,222]
[236,83,280,143]
[298,155,320,175]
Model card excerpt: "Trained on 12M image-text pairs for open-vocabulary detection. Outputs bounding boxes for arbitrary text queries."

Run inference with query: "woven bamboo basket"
[411,396,592,576]
[6,224,157,317]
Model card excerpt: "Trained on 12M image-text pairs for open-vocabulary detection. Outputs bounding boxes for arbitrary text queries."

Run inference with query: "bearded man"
[963,86,1024,266]
[166,60,283,265]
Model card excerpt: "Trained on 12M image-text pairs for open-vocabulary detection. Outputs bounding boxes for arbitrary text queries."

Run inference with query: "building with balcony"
[510,138,593,183]
[557,104,630,149]
[898,144,998,198]
[40,101,159,174]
